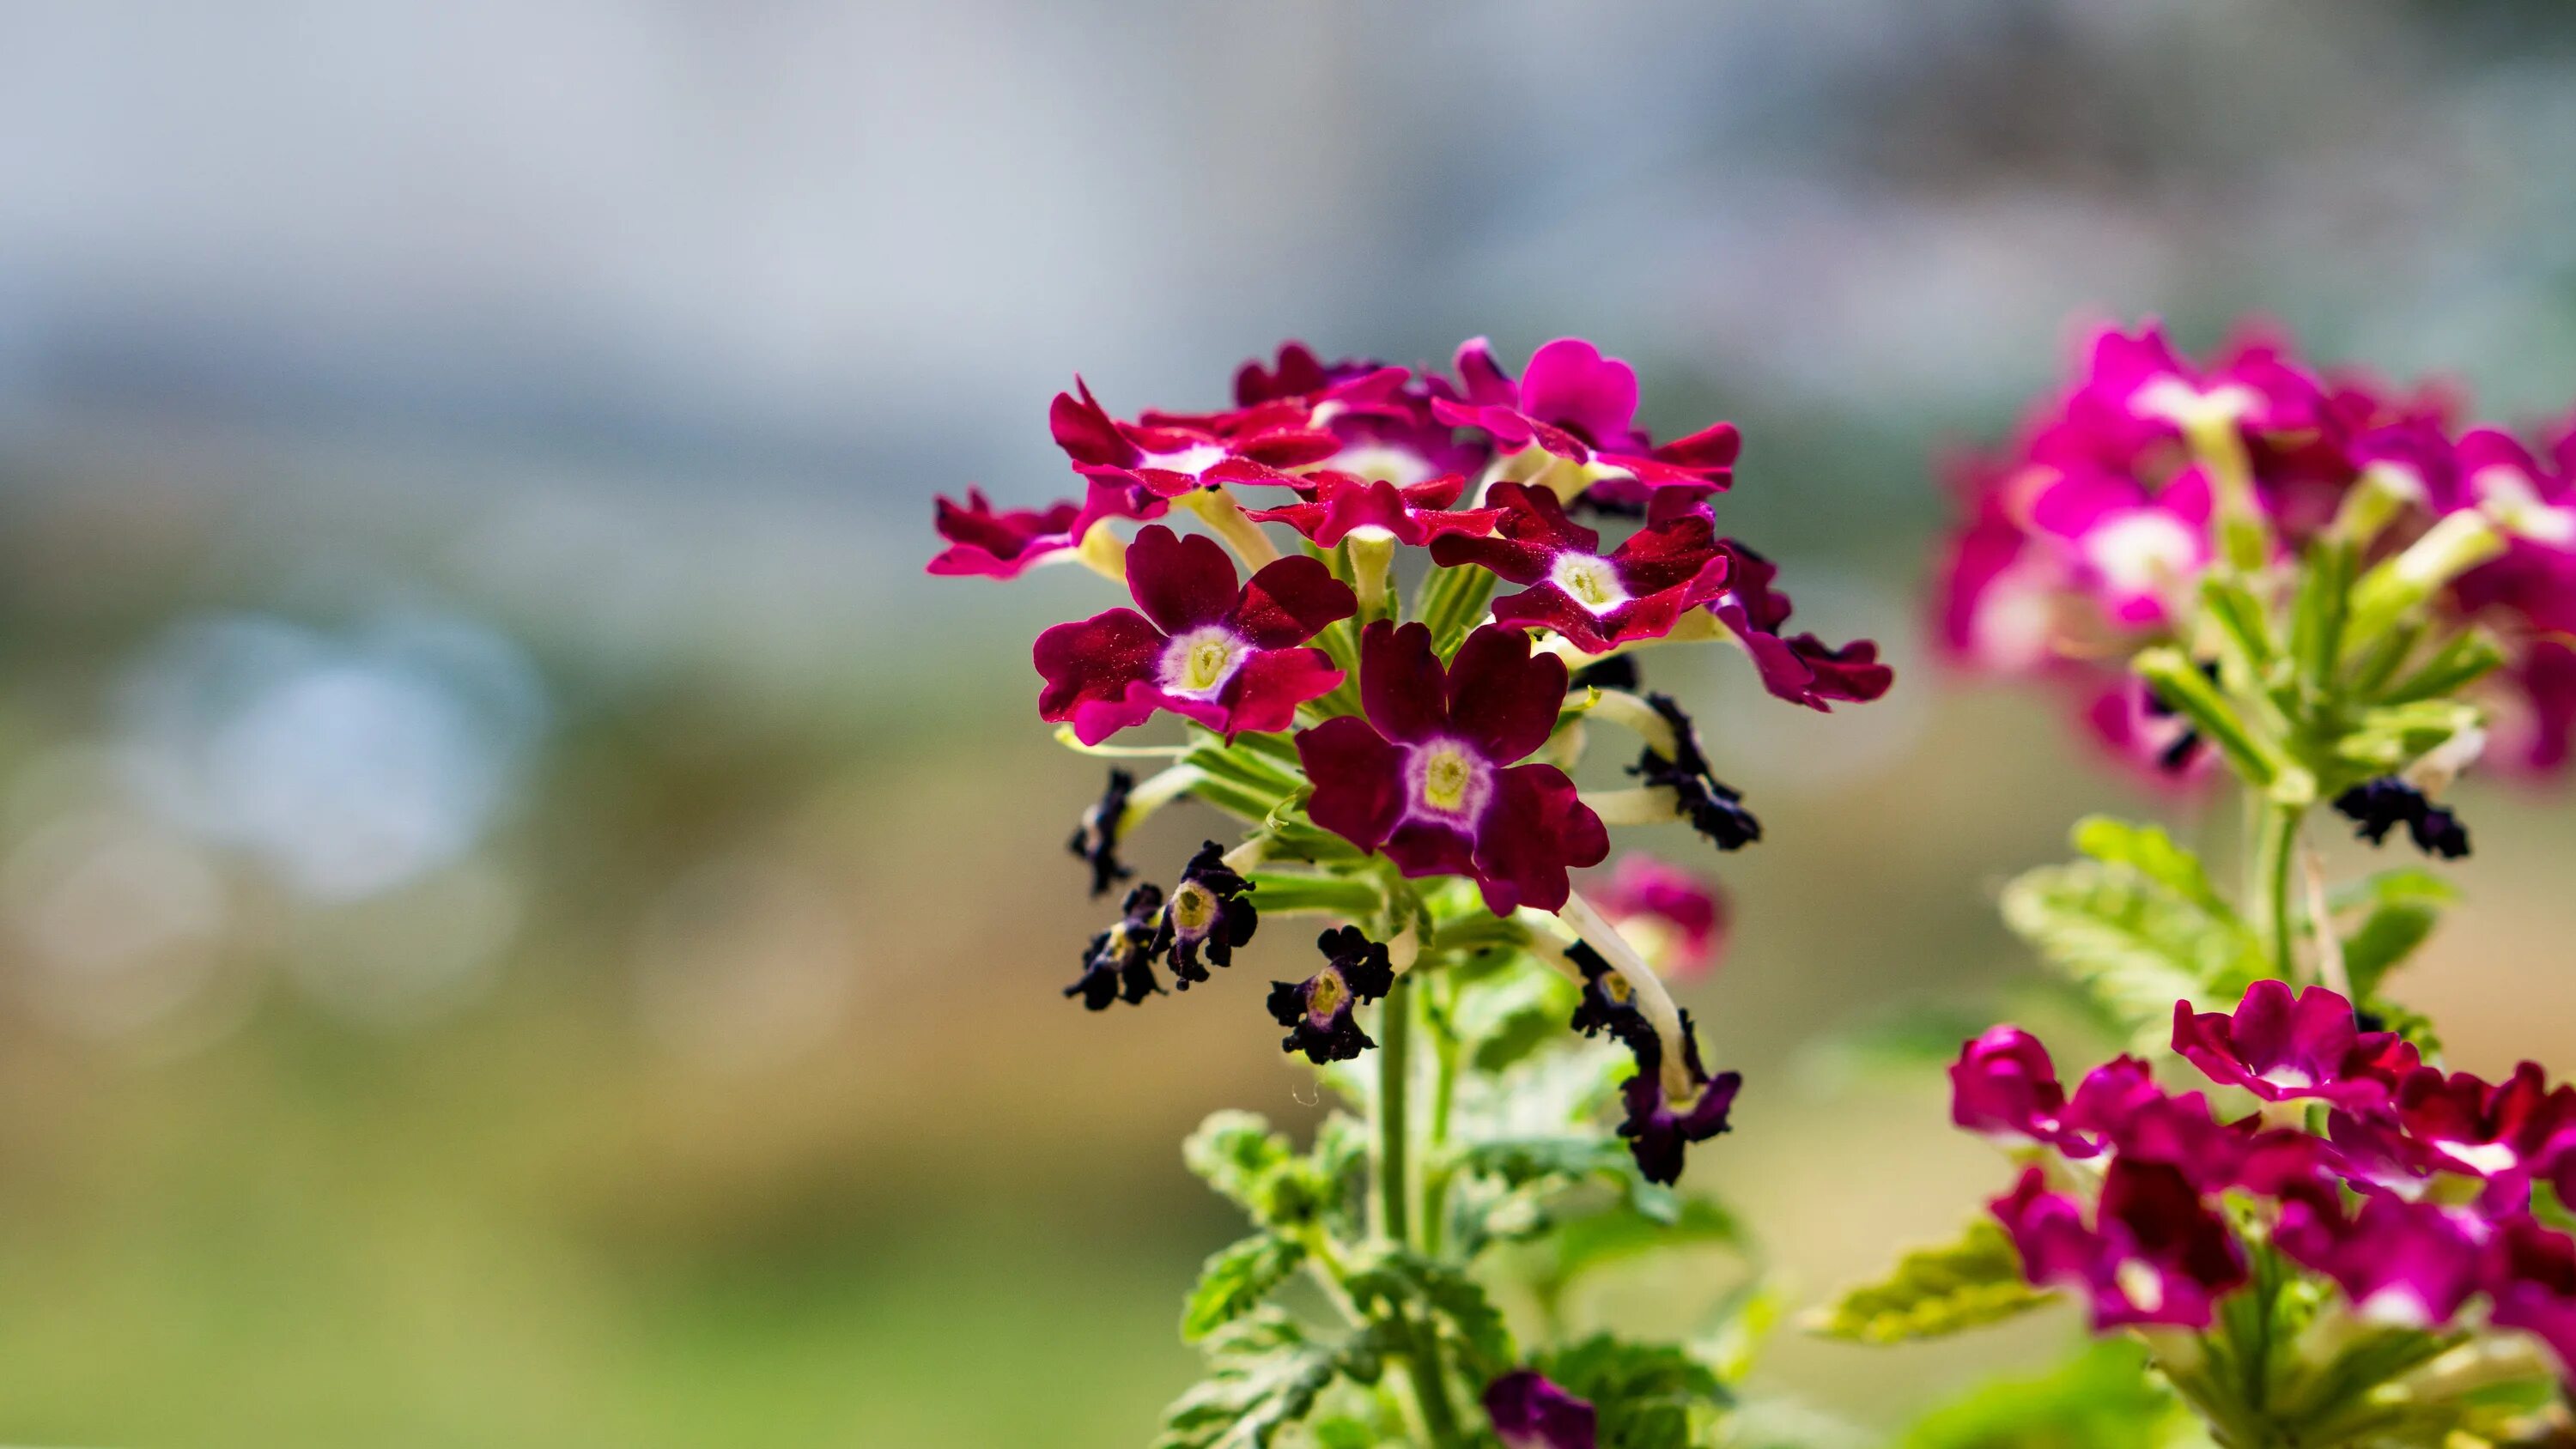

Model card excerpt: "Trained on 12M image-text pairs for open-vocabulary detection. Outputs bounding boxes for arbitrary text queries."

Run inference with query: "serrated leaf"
[2072,816,2233,920]
[1899,1338,2182,1449]
[1456,960,1583,1074]
[2001,859,2261,1044]
[1345,1251,1516,1379]
[1184,1234,1309,1342]
[1188,1113,1296,1211]
[1156,1312,1344,1449]
[1536,1332,1731,1449]
[1807,1218,2057,1344]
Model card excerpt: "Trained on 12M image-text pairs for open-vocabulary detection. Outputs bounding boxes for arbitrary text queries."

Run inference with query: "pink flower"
[1707,541,1895,710]
[1429,482,1733,653]
[1033,525,1355,744]
[2021,464,2215,629]
[1242,470,1503,548]
[2061,321,2329,466]
[2276,1193,2487,1330]
[1589,855,1727,980]
[2171,980,2420,1113]
[1990,1160,2247,1330]
[2488,1216,2576,1379]
[1432,336,1739,506]
[1949,1027,2096,1156]
[927,477,1167,579]
[2392,1062,2576,1185]
[1051,377,1338,498]
[1295,621,1608,914]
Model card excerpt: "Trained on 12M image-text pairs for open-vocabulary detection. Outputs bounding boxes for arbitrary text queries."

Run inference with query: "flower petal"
[1034,607,1166,737]
[1444,623,1570,763]
[1470,763,1606,913]
[1218,646,1343,736]
[1230,555,1357,648]
[1126,525,1242,634]
[1296,716,1406,852]
[1358,620,1449,745]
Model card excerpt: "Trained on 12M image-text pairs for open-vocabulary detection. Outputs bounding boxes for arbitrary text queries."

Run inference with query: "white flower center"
[1971,565,2058,671]
[1406,739,1493,822]
[2473,466,2576,547]
[2135,377,2260,433]
[1160,626,1247,697]
[1148,443,1230,480]
[1550,554,1630,613]
[1327,443,1437,488]
[2257,1065,2316,1089]
[2447,1140,2519,1176]
[2356,1286,2433,1330]
[2086,512,2199,596]
[2114,1260,2166,1314]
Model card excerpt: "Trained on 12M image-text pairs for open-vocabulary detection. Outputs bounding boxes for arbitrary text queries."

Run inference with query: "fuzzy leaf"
[1456,961,1583,1074]
[2001,858,2261,1043]
[1345,1251,1516,1379]
[1535,1332,1731,1449]
[1156,1312,1345,1449]
[2071,816,2233,920]
[1183,1234,1309,1342]
[1900,1339,2181,1449]
[2333,868,2458,1002]
[1807,1218,2057,1344]
[1187,1112,1297,1217]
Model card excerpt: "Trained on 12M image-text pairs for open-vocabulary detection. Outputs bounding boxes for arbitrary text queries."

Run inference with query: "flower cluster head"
[933,334,1875,1207]
[1935,318,2576,779]
[1954,980,2576,1373]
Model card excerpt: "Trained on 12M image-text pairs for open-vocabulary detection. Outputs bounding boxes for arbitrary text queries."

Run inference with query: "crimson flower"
[1991,1160,2246,1330]
[2170,980,2420,1112]
[2276,1193,2486,1330]
[2487,1216,2576,1378]
[1034,525,1355,744]
[1242,470,1502,548]
[1052,378,1338,497]
[1430,482,1732,652]
[1434,336,1739,506]
[1222,342,1490,487]
[1296,621,1607,914]
[927,477,1166,579]
[2393,1062,2576,1184]
[1949,1027,2097,1157]
[1711,542,1895,710]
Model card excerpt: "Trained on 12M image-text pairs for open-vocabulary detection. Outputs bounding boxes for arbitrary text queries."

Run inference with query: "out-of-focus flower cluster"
[1956,980,2576,1381]
[1936,320,2576,779]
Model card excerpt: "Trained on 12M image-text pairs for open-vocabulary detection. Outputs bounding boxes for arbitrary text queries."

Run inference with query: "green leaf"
[2070,816,2233,920]
[1345,1251,1516,1379]
[1455,960,1582,1074]
[1155,1312,1350,1449]
[1183,1234,1309,1342]
[2000,858,2262,1043]
[1536,1332,1731,1449]
[1187,1112,1296,1213]
[2331,867,2459,1003]
[1807,1218,2057,1344]
[1900,1339,2183,1449]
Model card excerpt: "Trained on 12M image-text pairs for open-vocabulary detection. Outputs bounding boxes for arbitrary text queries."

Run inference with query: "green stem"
[1420,982,1461,1258]
[2248,797,2307,984]
[1373,973,1466,1447]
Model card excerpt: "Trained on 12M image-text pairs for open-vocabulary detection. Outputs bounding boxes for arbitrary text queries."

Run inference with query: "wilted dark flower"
[1267,925,1396,1064]
[1154,841,1257,988]
[1564,940,1656,1058]
[2333,777,2471,858]
[1616,1015,1741,1186]
[1064,883,1167,1011]
[1068,767,1137,898]
[1629,693,1762,851]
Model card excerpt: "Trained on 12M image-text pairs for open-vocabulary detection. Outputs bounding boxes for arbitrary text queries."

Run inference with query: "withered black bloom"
[1616,1011,1741,1186]
[2334,777,2470,859]
[1155,841,1258,988]
[1630,692,1762,851]
[1267,925,1396,1064]
[1570,654,1640,694]
[1564,941,1656,1058]
[1068,767,1139,898]
[1065,882,1167,1010]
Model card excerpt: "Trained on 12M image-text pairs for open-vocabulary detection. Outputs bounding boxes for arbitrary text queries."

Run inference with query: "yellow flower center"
[1307,968,1347,1020]
[1549,554,1628,613]
[1161,626,1245,697]
[1418,743,1476,813]
[1171,882,1217,934]
[1602,970,1634,1005]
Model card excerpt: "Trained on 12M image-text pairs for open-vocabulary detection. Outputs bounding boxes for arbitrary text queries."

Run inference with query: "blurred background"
[0,2,2573,1444]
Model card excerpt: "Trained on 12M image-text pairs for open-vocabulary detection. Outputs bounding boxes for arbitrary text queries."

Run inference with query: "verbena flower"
[1211,342,1490,487]
[1628,693,1762,851]
[1242,470,1502,548]
[1428,482,1733,653]
[1483,1370,1597,1449]
[1949,1026,2099,1157]
[1616,1016,1741,1186]
[1034,524,1356,744]
[2057,321,2326,466]
[1067,767,1137,898]
[2170,980,2421,1112]
[1267,925,1396,1064]
[2019,464,2214,628]
[2275,1193,2487,1330]
[2485,1215,2576,1378]
[2332,777,2471,858]
[1066,883,1167,1010]
[927,477,1166,579]
[1154,841,1257,988]
[1297,621,1608,913]
[1990,1159,2247,1330]
[1708,541,1894,710]
[1051,377,1337,497]
[1589,855,1727,980]
[1433,336,1740,512]
[2391,1062,2576,1185]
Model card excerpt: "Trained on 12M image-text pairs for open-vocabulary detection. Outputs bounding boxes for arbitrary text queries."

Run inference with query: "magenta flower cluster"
[1936,320,2576,777]
[1954,980,2576,1370]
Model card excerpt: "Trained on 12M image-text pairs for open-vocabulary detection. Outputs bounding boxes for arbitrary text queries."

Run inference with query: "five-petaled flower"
[1267,925,1396,1064]
[1297,621,1608,914]
[2171,980,2420,1112]
[1990,1159,2247,1330]
[1616,1017,1741,1186]
[1034,524,1356,744]
[1052,378,1337,496]
[1429,482,1733,653]
[1949,1026,2100,1157]
[2275,1193,2487,1330]
[1155,841,1258,988]
[1434,336,1740,513]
